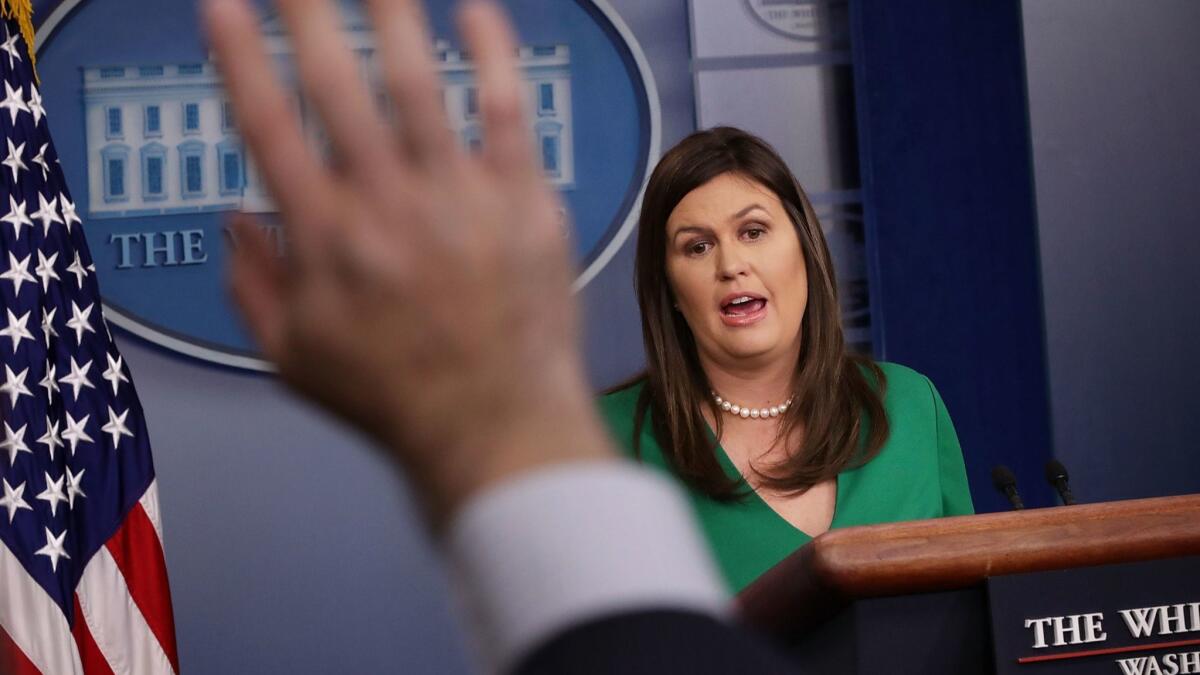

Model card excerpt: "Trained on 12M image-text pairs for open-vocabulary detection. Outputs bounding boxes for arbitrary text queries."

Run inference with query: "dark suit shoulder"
[514,609,801,675]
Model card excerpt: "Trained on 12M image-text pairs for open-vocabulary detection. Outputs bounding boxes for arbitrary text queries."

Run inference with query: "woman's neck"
[699,350,797,409]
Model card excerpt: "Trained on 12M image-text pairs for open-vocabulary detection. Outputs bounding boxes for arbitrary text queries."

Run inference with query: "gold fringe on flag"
[0,0,36,82]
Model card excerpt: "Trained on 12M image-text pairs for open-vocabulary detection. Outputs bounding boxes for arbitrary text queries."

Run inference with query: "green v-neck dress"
[598,362,974,592]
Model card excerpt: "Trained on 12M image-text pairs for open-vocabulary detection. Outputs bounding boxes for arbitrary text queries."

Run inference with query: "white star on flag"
[2,137,25,182]
[41,305,57,345]
[1,194,32,237]
[27,84,44,124]
[0,363,31,406]
[66,250,88,286]
[31,141,49,179]
[35,527,70,572]
[35,471,68,517]
[103,353,129,395]
[37,416,63,462]
[0,308,33,351]
[0,251,34,295]
[66,300,95,343]
[58,356,94,399]
[0,79,27,124]
[34,249,59,291]
[39,359,58,400]
[1,420,30,465]
[59,194,82,231]
[0,478,32,523]
[32,192,62,236]
[66,466,86,508]
[61,411,93,455]
[102,406,134,448]
[0,27,18,69]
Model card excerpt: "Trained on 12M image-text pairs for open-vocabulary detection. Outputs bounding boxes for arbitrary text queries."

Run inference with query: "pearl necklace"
[711,391,793,420]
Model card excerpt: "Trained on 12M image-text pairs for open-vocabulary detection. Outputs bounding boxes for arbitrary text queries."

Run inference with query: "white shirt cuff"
[445,460,732,673]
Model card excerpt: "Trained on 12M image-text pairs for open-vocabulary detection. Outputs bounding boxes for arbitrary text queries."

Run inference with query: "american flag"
[0,5,178,674]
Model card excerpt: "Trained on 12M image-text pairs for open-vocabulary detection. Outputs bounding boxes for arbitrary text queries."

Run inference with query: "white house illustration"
[81,3,574,219]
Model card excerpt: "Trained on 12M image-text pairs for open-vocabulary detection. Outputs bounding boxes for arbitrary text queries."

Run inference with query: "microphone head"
[1045,459,1069,482]
[991,464,1018,490]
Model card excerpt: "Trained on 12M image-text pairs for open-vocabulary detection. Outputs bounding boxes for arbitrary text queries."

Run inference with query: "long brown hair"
[626,126,889,500]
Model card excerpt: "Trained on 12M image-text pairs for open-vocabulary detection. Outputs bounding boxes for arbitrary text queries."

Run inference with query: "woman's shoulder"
[598,377,644,404]
[597,377,646,419]
[874,360,930,388]
[596,377,648,453]
[870,361,939,412]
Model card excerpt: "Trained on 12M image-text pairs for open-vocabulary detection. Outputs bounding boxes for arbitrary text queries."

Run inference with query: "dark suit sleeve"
[514,609,803,675]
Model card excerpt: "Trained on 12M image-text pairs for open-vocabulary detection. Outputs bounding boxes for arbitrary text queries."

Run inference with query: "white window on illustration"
[106,107,123,140]
[178,141,205,198]
[144,105,161,137]
[536,120,564,179]
[222,152,242,193]
[538,83,555,115]
[141,143,167,201]
[101,144,130,203]
[146,156,164,196]
[541,135,560,177]
[464,86,478,118]
[222,101,236,133]
[108,158,125,198]
[218,141,243,196]
[184,103,201,134]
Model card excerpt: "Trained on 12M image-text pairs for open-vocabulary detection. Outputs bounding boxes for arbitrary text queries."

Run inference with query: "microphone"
[1044,459,1077,505]
[991,465,1025,510]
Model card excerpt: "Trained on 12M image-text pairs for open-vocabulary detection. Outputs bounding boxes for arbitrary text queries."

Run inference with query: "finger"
[227,214,288,363]
[457,0,535,177]
[202,0,332,249]
[366,0,456,165]
[273,0,396,181]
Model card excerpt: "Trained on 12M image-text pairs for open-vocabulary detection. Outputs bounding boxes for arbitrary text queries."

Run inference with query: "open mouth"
[721,294,767,319]
[720,290,768,324]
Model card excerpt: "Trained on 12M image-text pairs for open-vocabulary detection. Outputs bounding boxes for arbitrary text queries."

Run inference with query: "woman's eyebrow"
[670,225,711,242]
[669,205,770,242]
[731,203,769,219]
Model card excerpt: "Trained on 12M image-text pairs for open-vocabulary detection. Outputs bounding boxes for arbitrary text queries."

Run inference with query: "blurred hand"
[203,0,613,522]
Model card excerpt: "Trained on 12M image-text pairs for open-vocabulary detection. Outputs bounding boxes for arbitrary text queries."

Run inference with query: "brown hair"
[625,126,889,500]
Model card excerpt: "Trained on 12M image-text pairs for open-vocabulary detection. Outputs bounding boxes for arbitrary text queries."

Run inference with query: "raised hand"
[202,0,613,522]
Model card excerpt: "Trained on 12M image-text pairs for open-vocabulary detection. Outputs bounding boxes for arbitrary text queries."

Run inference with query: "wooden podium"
[737,494,1200,674]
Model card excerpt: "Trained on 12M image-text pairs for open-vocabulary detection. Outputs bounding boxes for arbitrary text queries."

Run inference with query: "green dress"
[598,362,974,592]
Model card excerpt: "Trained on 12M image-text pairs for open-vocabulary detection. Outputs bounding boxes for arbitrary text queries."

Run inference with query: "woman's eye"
[687,241,711,255]
[744,227,765,240]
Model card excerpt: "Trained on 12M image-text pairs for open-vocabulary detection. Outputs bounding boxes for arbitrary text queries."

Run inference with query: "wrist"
[384,357,618,528]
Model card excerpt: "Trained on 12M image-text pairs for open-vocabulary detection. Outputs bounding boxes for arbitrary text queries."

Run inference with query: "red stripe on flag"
[0,627,43,675]
[104,504,179,673]
[71,595,114,675]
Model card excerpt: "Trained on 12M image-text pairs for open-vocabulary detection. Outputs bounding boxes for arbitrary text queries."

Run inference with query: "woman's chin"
[720,338,787,364]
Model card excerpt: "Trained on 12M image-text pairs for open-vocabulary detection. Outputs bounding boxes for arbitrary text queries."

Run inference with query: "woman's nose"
[716,246,750,280]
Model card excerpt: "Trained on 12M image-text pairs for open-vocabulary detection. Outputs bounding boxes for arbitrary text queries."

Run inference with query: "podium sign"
[989,556,1200,674]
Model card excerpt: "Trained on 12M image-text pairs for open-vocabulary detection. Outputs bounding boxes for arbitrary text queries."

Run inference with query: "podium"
[737,494,1200,674]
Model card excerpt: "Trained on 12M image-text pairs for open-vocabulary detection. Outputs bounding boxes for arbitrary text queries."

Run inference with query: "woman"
[600,127,973,592]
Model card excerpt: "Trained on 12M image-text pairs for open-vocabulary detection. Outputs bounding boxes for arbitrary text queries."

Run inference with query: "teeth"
[730,296,753,305]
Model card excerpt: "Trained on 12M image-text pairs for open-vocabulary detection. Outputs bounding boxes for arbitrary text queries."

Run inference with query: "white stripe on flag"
[0,541,85,674]
[138,480,165,545]
[76,546,175,675]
